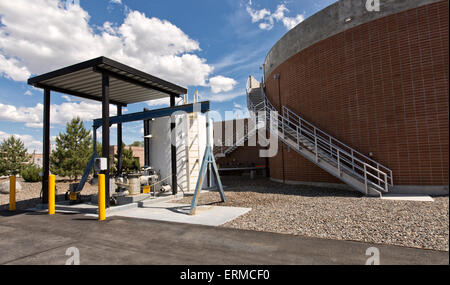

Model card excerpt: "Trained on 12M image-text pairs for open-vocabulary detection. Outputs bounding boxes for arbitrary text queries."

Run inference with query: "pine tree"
[114,144,140,174]
[50,117,92,180]
[0,136,30,176]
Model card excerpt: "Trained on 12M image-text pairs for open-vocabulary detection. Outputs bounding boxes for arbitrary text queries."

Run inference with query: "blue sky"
[0,0,335,152]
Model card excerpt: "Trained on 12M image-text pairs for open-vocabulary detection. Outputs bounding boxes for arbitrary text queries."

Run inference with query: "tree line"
[0,117,142,181]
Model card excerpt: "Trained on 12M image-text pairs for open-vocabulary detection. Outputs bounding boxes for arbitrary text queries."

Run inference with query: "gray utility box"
[94,157,107,172]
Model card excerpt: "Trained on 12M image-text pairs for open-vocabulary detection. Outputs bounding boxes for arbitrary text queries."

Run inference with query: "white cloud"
[146,98,170,107]
[24,90,33,96]
[0,130,42,153]
[282,14,305,30]
[145,97,184,107]
[245,3,304,31]
[0,101,117,128]
[246,6,271,23]
[110,0,122,4]
[0,54,31,81]
[61,95,72,102]
[258,22,273,30]
[209,76,238,93]
[0,0,213,87]
[199,90,245,103]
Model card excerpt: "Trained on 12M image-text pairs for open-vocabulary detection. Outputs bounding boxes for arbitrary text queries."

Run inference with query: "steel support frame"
[101,73,111,207]
[189,114,225,215]
[41,88,51,204]
[93,102,210,128]
[75,101,210,194]
[117,106,123,176]
[143,108,150,167]
[170,95,177,195]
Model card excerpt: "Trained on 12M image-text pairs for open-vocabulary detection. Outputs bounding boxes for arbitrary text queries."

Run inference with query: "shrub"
[21,164,42,182]
[0,136,30,176]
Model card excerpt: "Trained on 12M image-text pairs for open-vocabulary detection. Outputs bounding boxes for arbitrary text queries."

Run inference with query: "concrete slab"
[28,192,184,215]
[381,194,434,202]
[87,202,252,226]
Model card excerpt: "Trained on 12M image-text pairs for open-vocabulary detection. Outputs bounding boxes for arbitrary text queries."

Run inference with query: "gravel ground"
[175,177,449,251]
[0,177,98,211]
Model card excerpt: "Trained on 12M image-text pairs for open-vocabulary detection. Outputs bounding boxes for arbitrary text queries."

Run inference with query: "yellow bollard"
[48,174,55,215]
[98,174,106,221]
[9,176,16,211]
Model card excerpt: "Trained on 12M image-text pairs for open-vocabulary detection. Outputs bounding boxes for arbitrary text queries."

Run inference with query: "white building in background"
[30,153,43,168]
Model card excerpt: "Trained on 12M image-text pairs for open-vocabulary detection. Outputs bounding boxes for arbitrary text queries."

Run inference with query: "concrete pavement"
[0,210,447,265]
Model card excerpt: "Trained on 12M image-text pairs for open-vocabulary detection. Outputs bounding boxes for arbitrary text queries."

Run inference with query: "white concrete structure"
[149,112,212,193]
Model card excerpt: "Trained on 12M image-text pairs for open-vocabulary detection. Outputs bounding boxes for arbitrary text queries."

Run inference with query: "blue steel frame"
[93,102,210,128]
[75,102,214,194]
[189,112,226,215]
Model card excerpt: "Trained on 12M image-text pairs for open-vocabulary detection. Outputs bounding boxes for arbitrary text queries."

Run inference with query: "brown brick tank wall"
[266,1,449,186]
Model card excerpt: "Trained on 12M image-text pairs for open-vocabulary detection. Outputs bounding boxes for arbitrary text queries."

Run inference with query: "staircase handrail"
[247,84,392,194]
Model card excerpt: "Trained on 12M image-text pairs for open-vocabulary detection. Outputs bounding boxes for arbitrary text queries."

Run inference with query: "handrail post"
[337,149,341,175]
[384,173,388,192]
[314,128,318,162]
[364,164,368,195]
[351,149,355,171]
[377,164,381,186]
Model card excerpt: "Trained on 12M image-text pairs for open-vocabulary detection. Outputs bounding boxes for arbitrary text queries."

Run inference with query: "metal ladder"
[246,76,393,196]
[186,91,201,192]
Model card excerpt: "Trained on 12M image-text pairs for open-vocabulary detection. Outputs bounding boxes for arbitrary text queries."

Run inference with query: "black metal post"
[143,108,150,167]
[42,88,50,204]
[93,126,98,179]
[170,95,177,195]
[102,74,110,207]
[117,105,122,176]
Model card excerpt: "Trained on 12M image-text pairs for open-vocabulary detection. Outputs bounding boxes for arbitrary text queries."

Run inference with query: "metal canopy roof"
[27,56,187,106]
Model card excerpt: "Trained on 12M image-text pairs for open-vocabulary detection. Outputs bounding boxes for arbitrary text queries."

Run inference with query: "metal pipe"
[314,128,318,162]
[337,149,341,174]
[364,164,368,195]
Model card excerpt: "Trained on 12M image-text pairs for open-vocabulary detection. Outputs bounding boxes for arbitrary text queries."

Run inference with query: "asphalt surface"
[0,210,447,265]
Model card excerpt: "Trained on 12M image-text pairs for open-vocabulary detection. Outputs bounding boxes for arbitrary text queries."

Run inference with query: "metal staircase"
[213,77,265,159]
[213,122,263,159]
[246,76,393,196]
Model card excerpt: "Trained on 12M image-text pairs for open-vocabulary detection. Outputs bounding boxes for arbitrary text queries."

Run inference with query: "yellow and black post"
[48,174,55,215]
[98,174,106,221]
[9,176,16,211]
